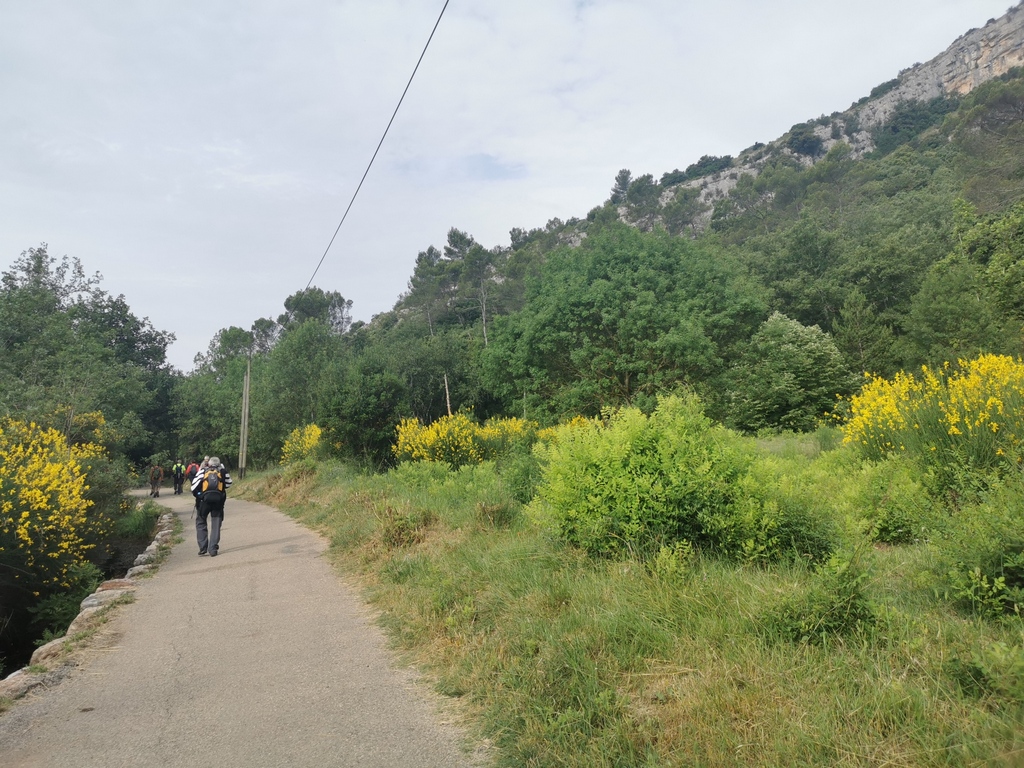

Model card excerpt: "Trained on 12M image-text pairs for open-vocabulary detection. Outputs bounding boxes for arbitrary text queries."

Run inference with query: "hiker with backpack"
[171,459,186,495]
[185,458,199,487]
[148,462,164,497]
[191,456,232,557]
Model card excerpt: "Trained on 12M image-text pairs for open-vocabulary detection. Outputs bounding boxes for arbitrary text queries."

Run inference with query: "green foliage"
[848,457,938,545]
[661,154,733,186]
[869,78,900,99]
[496,446,543,504]
[277,286,352,333]
[529,395,837,563]
[609,168,631,204]
[27,561,103,642]
[528,396,744,557]
[760,551,877,644]
[113,500,160,540]
[484,224,767,419]
[871,96,958,156]
[724,312,857,432]
[946,641,1024,704]
[934,477,1024,617]
[786,123,824,157]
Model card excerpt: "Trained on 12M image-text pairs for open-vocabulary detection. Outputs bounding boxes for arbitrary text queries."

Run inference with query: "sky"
[1,0,1016,371]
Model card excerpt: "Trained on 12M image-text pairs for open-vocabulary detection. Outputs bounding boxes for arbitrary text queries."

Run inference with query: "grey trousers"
[195,507,224,554]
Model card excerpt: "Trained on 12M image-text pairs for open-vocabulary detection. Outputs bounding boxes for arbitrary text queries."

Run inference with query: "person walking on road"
[171,459,186,495]
[191,456,232,557]
[148,462,164,497]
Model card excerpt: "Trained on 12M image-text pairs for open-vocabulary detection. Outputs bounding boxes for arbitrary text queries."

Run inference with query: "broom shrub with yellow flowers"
[841,354,1024,501]
[393,413,537,470]
[840,354,1024,615]
[281,423,323,466]
[0,418,117,669]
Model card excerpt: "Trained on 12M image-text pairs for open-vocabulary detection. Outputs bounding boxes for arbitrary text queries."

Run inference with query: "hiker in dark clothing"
[191,457,232,558]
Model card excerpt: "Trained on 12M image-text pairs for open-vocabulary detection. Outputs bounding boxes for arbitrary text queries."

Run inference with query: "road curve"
[0,492,486,767]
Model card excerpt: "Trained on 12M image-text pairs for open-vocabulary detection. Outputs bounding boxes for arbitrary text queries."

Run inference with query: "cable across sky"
[305,0,451,290]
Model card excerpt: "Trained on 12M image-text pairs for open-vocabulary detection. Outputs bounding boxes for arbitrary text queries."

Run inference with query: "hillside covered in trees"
[174,64,1024,469]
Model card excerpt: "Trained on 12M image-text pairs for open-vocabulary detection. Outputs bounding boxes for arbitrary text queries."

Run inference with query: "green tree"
[832,289,897,376]
[661,186,709,236]
[484,225,767,419]
[277,286,352,333]
[609,168,632,204]
[725,313,857,432]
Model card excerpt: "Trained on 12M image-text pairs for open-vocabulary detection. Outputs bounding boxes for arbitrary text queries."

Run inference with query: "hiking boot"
[198,548,207,555]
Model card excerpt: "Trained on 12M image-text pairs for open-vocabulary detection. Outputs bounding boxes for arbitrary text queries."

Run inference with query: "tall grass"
[239,452,1024,767]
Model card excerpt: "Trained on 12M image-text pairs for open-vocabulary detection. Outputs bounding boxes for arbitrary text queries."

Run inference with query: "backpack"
[201,469,225,500]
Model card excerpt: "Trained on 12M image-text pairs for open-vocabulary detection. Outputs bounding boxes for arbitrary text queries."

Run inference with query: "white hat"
[208,457,221,468]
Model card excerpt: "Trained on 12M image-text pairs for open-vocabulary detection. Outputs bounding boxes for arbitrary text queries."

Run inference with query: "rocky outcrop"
[857,3,1024,129]
[646,3,1024,235]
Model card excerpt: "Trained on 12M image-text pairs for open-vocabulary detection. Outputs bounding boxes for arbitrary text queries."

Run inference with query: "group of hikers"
[148,456,233,558]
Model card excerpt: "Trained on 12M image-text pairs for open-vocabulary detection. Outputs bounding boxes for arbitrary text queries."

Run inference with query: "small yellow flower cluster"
[840,354,1024,480]
[0,418,103,590]
[536,416,593,445]
[280,423,323,465]
[393,413,537,468]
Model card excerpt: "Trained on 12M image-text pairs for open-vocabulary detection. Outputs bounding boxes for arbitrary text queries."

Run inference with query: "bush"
[0,419,110,667]
[393,413,536,469]
[528,395,837,562]
[114,499,161,539]
[726,313,857,433]
[281,423,323,465]
[934,477,1024,617]
[946,641,1024,704]
[496,448,543,504]
[760,551,877,644]
[841,354,1024,502]
[27,562,103,642]
[850,457,939,544]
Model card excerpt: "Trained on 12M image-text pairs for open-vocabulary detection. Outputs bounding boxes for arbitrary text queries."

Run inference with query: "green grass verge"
[240,459,1024,767]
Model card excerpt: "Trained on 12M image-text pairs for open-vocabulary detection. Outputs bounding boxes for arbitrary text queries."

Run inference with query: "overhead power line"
[305,0,451,290]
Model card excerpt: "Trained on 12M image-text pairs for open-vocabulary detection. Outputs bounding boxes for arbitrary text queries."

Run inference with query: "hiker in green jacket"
[171,459,186,495]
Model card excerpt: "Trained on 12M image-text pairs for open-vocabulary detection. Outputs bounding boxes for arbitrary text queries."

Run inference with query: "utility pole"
[238,348,251,478]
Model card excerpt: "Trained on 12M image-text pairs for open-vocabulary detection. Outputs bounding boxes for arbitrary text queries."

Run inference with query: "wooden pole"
[238,352,251,478]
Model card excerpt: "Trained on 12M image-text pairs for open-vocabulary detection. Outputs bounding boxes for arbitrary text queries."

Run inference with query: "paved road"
[0,492,486,767]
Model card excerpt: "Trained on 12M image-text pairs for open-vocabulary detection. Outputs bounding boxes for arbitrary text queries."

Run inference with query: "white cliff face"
[650,2,1024,234]
[857,3,1024,129]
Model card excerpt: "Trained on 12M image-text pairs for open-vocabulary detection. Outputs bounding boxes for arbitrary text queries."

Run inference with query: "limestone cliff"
[655,2,1024,232]
[857,2,1024,129]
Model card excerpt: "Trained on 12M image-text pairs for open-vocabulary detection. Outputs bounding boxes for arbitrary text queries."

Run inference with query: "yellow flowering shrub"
[0,419,105,593]
[281,423,323,465]
[394,413,538,468]
[841,354,1024,495]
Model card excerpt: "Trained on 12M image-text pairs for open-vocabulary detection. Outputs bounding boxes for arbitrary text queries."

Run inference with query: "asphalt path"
[0,491,486,767]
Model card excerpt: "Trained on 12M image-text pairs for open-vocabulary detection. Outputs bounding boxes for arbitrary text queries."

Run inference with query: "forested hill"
[166,5,1024,469]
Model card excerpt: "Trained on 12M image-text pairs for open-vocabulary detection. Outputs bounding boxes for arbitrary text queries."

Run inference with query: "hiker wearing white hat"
[191,456,233,557]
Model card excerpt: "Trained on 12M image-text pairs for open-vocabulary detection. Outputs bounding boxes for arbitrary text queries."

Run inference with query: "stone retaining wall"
[0,510,177,703]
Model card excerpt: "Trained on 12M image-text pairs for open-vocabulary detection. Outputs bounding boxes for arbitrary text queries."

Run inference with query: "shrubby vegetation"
[0,249,175,670]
